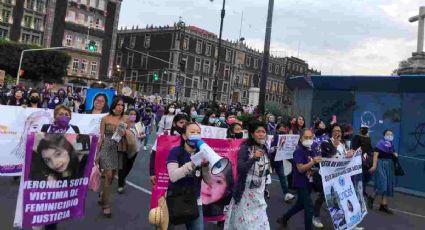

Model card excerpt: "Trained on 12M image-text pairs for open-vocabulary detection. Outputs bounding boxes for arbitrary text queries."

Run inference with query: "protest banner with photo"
[0,105,104,176]
[319,149,367,230]
[150,135,243,221]
[84,88,115,112]
[200,125,228,139]
[272,134,300,161]
[13,133,98,228]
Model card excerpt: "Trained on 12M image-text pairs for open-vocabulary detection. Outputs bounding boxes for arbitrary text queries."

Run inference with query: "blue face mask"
[218,117,225,122]
[187,135,202,148]
[209,118,216,124]
[384,135,394,142]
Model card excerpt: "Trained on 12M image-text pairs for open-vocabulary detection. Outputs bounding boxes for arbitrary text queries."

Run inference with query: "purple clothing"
[155,106,164,122]
[292,145,317,189]
[375,139,394,159]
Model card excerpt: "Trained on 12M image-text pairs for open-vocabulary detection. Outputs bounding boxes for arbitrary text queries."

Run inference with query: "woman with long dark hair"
[96,97,128,217]
[157,103,176,133]
[224,120,271,230]
[87,93,109,114]
[201,109,217,126]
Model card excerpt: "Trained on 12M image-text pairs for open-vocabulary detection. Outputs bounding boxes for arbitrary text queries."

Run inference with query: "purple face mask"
[129,115,137,122]
[56,116,71,128]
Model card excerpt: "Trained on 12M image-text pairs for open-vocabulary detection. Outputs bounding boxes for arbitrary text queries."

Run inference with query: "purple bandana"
[376,139,393,153]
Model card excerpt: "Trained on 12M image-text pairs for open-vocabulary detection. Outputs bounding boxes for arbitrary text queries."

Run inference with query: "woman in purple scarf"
[368,129,398,214]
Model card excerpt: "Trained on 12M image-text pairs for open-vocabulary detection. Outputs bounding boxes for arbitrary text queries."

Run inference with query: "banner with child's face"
[150,135,243,221]
[13,133,98,228]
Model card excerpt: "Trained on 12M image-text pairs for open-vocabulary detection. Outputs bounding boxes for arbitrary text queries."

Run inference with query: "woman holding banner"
[277,129,321,230]
[96,97,127,218]
[224,120,271,230]
[368,129,398,214]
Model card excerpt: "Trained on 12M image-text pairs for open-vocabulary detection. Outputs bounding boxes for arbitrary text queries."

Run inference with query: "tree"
[0,39,71,83]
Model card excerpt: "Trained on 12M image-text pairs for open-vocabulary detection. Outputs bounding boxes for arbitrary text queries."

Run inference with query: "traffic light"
[160,68,168,77]
[86,40,97,52]
[153,72,159,81]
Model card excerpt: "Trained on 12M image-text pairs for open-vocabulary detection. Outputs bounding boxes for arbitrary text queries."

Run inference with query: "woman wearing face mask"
[226,123,243,139]
[352,124,373,199]
[26,89,42,108]
[277,129,321,230]
[368,129,397,214]
[201,110,217,127]
[224,120,271,230]
[267,115,277,135]
[117,109,145,194]
[220,111,238,129]
[166,122,211,229]
[96,97,127,218]
[149,114,190,186]
[311,124,361,229]
[269,123,295,202]
[157,104,176,134]
[141,107,154,151]
[38,105,81,230]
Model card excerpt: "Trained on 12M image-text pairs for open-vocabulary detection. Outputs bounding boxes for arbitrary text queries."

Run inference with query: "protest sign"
[84,88,115,113]
[274,135,300,161]
[200,125,228,139]
[319,149,367,230]
[0,105,104,176]
[13,133,98,228]
[150,135,243,221]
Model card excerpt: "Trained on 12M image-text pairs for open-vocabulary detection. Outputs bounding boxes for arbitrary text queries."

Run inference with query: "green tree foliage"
[265,101,291,122]
[0,39,71,83]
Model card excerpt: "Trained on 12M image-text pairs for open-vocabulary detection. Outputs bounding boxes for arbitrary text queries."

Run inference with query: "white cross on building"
[409,6,425,53]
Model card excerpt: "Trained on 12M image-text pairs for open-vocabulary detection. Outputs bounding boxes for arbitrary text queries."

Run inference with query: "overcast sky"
[118,0,424,75]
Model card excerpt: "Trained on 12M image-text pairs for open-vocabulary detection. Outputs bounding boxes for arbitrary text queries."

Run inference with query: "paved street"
[1,133,425,230]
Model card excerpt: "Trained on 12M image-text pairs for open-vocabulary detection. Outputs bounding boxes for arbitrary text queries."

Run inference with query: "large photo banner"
[150,135,244,221]
[319,149,367,230]
[84,88,115,113]
[200,125,228,139]
[274,135,300,161]
[13,133,98,228]
[0,105,104,176]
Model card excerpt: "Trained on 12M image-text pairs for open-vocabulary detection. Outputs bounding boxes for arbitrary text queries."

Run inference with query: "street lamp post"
[211,0,226,107]
[258,0,275,115]
[16,46,68,85]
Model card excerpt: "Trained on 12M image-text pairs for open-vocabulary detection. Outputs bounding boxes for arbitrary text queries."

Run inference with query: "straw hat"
[148,196,169,230]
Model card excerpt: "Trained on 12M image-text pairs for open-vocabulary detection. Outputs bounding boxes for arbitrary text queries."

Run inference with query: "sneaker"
[264,189,271,199]
[117,187,124,194]
[312,217,324,228]
[284,193,295,202]
[353,227,365,230]
[379,204,394,214]
[367,196,374,210]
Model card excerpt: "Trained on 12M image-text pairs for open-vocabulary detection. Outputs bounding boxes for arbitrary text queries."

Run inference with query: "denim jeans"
[168,205,204,230]
[282,188,313,230]
[272,160,290,195]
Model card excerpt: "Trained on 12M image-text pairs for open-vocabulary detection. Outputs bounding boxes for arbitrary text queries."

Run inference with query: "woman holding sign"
[277,129,321,230]
[224,120,271,230]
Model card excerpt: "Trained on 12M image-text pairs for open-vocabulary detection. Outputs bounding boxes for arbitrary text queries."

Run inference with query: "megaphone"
[191,137,229,175]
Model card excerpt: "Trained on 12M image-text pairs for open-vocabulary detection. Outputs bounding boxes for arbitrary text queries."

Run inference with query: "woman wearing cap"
[224,120,270,230]
[368,129,398,214]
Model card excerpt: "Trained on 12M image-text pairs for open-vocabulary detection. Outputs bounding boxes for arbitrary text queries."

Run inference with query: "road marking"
[125,180,152,195]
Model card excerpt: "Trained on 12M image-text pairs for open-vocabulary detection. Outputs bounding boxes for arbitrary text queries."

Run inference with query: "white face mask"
[257,139,266,145]
[168,108,175,113]
[54,99,59,104]
[302,139,313,148]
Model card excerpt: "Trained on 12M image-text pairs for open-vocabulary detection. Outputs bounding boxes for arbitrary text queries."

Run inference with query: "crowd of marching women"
[0,84,401,230]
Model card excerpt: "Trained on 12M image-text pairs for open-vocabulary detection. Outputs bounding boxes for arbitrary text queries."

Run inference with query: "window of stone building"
[24,15,32,28]
[31,35,40,44]
[225,49,232,62]
[205,43,211,56]
[127,52,134,68]
[275,64,279,74]
[118,37,124,48]
[65,34,72,46]
[203,79,208,89]
[193,77,199,89]
[26,0,35,9]
[81,60,88,73]
[224,64,230,79]
[130,35,136,48]
[2,9,12,23]
[196,40,202,54]
[203,60,210,74]
[144,34,151,48]
[223,82,228,93]
[183,36,189,50]
[0,28,8,38]
[131,70,138,81]
[34,18,42,30]
[246,56,251,67]
[72,58,79,73]
[21,33,31,43]
[91,61,97,75]
[254,58,258,69]
[195,58,201,72]
[116,52,122,66]
[268,63,272,73]
[36,0,44,12]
